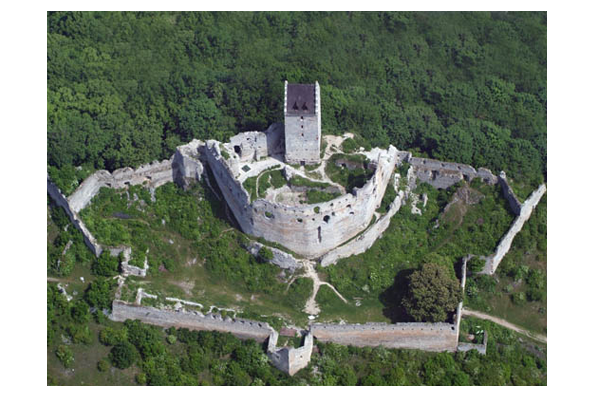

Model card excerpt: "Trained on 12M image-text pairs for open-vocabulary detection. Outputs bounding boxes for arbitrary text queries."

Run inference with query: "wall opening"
[323,215,330,223]
[317,226,322,243]
[234,145,242,155]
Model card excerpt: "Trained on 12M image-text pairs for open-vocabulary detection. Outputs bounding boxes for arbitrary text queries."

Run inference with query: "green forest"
[47,11,546,194]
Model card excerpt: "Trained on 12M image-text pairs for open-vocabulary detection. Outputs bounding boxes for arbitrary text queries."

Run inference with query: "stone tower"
[283,81,321,164]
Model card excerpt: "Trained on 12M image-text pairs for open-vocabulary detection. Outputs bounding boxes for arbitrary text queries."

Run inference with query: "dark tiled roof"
[286,83,315,115]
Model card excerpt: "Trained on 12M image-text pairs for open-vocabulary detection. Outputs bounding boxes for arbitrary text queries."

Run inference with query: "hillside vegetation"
[47,11,546,194]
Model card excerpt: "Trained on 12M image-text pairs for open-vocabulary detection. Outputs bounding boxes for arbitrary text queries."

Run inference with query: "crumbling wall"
[457,331,488,355]
[267,330,314,375]
[320,190,405,267]
[47,176,103,256]
[48,140,205,258]
[228,131,269,162]
[111,300,274,342]
[498,171,522,215]
[311,322,458,352]
[481,184,547,275]
[408,156,497,190]
[246,241,302,271]
[203,142,398,258]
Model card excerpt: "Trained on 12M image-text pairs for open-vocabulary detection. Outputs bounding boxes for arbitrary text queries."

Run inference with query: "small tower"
[283,81,321,165]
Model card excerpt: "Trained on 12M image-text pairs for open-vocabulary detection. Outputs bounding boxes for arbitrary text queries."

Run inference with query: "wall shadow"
[379,268,415,323]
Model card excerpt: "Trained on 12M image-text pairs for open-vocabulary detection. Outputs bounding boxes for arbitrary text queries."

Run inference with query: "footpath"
[462,308,547,344]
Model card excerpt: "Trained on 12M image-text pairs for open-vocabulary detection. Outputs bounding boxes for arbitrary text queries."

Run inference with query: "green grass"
[325,153,375,192]
[243,176,258,202]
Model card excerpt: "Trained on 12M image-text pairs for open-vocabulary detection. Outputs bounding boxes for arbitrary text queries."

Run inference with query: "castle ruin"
[47,81,546,376]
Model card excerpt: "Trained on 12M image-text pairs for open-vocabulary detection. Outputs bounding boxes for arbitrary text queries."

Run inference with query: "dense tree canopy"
[402,263,463,322]
[47,11,546,193]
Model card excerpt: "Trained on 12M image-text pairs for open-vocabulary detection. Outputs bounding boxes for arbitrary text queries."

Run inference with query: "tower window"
[292,101,299,110]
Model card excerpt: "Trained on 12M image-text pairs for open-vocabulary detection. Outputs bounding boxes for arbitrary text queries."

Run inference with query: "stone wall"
[498,171,522,215]
[68,159,174,213]
[47,176,103,256]
[203,141,398,258]
[311,322,459,352]
[110,300,274,342]
[48,140,205,258]
[481,184,547,275]
[267,330,314,375]
[408,156,497,190]
[320,189,405,267]
[246,241,302,271]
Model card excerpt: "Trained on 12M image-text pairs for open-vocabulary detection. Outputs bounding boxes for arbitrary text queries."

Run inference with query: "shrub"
[467,257,486,273]
[258,247,274,261]
[110,341,139,369]
[97,359,110,372]
[56,345,74,368]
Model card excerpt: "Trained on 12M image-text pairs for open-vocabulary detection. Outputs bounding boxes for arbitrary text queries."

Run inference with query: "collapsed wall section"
[408,156,497,190]
[311,322,458,352]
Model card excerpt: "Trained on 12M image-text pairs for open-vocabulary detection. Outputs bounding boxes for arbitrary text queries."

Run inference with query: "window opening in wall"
[317,226,322,243]
[302,103,308,111]
[323,215,330,223]
[301,161,305,166]
[293,101,299,110]
[234,145,241,155]
[297,218,303,223]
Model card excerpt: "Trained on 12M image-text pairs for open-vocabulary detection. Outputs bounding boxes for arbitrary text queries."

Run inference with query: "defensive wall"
[310,322,459,352]
[497,171,523,215]
[320,189,405,267]
[246,241,302,271]
[267,330,314,376]
[481,183,547,275]
[47,176,103,256]
[203,137,398,258]
[407,155,498,190]
[48,127,545,372]
[111,300,274,342]
[47,140,205,258]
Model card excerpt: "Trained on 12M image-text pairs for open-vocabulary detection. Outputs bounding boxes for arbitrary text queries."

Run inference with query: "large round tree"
[402,263,462,322]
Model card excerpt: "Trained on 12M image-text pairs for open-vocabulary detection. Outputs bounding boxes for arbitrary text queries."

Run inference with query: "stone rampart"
[497,171,522,215]
[47,176,103,256]
[267,330,314,375]
[408,156,497,190]
[203,141,398,258]
[68,160,174,213]
[111,300,274,342]
[481,184,547,275]
[320,189,405,267]
[48,140,205,258]
[311,322,458,352]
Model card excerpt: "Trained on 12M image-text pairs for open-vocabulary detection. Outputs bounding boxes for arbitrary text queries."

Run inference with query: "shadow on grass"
[379,268,415,323]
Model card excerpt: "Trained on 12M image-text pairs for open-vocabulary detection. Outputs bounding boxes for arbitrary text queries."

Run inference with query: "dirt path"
[462,308,547,344]
[301,260,348,316]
